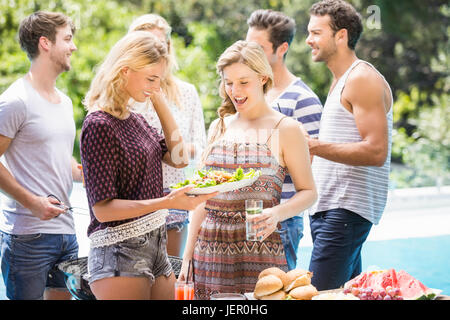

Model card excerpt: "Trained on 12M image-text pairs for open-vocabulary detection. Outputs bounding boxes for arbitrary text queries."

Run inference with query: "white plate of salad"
[170,167,261,195]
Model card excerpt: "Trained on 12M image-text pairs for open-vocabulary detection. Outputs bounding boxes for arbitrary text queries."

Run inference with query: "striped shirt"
[270,77,323,204]
[308,60,393,225]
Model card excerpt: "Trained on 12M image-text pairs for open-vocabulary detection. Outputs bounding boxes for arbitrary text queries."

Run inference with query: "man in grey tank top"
[305,0,393,291]
[0,11,82,299]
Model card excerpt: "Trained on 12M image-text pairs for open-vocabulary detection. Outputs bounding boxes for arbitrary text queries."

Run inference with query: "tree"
[0,0,447,188]
[0,0,145,160]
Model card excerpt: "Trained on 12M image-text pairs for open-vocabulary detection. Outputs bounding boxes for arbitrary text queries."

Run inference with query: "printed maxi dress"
[193,139,289,300]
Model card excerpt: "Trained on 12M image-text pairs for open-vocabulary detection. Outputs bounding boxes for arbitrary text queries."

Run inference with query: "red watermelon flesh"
[344,269,394,290]
[379,268,398,289]
[344,269,432,299]
[396,270,431,299]
[345,272,368,289]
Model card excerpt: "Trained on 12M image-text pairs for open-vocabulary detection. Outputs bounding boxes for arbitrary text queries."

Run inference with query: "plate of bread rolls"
[247,267,319,300]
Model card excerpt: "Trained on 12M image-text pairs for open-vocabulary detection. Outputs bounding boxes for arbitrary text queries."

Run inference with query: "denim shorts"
[0,231,79,300]
[278,215,304,270]
[166,209,189,232]
[309,208,373,291]
[164,188,189,232]
[87,225,173,285]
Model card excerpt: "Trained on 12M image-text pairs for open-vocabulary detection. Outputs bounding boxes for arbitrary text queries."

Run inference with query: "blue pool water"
[1,234,449,299]
[297,234,450,296]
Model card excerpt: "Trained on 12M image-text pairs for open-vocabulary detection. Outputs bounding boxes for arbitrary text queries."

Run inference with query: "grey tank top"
[309,59,393,225]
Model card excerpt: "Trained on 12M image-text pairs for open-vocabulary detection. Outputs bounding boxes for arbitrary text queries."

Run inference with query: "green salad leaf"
[234,167,244,181]
[169,167,260,189]
[170,179,191,189]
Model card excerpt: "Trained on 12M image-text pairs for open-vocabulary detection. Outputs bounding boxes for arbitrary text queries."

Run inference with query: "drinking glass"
[245,199,263,241]
[175,281,195,300]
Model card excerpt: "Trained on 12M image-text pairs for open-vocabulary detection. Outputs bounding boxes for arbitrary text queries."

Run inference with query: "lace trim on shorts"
[89,209,168,248]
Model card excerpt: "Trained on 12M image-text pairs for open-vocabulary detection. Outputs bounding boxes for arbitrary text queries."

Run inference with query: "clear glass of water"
[245,199,263,241]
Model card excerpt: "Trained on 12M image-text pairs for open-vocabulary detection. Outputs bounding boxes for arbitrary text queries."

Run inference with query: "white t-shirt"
[132,78,206,189]
[0,78,76,234]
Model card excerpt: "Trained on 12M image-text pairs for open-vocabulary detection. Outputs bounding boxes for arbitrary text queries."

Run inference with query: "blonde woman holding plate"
[80,31,216,300]
[128,14,207,258]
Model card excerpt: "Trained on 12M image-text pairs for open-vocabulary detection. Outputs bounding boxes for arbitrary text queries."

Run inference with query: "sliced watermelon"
[364,271,385,291]
[344,269,437,300]
[344,271,368,289]
[378,268,398,289]
[396,270,435,300]
[344,270,387,290]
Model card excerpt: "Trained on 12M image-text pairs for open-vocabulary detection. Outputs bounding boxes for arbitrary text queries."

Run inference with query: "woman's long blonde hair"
[83,31,168,119]
[128,14,181,108]
[201,40,274,164]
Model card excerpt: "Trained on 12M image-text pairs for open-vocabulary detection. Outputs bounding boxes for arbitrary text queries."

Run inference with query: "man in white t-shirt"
[246,9,323,270]
[0,11,82,300]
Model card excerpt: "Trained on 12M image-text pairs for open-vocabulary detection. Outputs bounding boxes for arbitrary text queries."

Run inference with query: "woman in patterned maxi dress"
[178,41,317,299]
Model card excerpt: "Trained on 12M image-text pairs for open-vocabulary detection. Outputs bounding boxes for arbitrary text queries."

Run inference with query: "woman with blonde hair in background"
[80,31,217,300]
[178,40,317,299]
[128,14,207,258]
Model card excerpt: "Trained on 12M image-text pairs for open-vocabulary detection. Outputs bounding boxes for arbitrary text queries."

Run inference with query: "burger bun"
[259,290,286,300]
[254,275,283,299]
[288,284,319,300]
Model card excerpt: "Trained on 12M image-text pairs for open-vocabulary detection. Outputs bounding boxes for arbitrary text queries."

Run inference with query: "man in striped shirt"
[246,9,323,270]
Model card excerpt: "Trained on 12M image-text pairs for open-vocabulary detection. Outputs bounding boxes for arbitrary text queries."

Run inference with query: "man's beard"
[51,52,71,73]
[313,42,337,62]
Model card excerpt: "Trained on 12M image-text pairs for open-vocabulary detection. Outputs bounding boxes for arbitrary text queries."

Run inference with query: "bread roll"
[284,274,312,292]
[259,290,286,300]
[282,269,312,291]
[254,275,283,298]
[258,267,287,284]
[289,284,318,300]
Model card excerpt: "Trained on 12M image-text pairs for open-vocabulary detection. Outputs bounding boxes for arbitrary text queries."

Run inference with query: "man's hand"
[28,195,67,220]
[306,136,319,156]
[72,158,83,183]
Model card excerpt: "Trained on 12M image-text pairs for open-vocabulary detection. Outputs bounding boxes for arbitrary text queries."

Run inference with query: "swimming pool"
[297,235,450,296]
